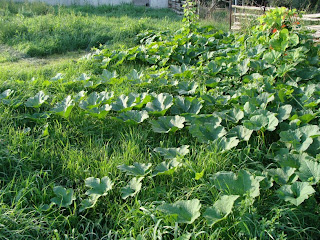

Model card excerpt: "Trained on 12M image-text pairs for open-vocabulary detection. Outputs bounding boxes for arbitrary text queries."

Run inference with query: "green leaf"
[74,91,87,102]
[267,113,279,131]
[79,91,114,110]
[51,96,74,118]
[116,110,149,125]
[176,81,198,95]
[50,73,64,81]
[225,108,244,123]
[267,167,297,185]
[243,102,257,115]
[170,64,188,76]
[236,58,250,76]
[0,89,14,99]
[186,115,221,126]
[212,170,264,198]
[206,77,221,88]
[175,233,192,240]
[189,123,226,143]
[280,125,320,152]
[50,186,75,208]
[150,115,185,133]
[210,137,240,153]
[275,151,311,169]
[154,145,189,159]
[85,176,113,197]
[79,195,99,213]
[145,93,173,116]
[194,169,205,180]
[76,73,91,81]
[206,61,222,76]
[127,69,144,84]
[121,177,143,199]
[157,199,201,224]
[170,96,203,115]
[118,162,152,176]
[243,115,269,131]
[86,104,112,118]
[229,126,253,141]
[297,158,320,185]
[277,182,315,206]
[100,69,118,84]
[25,91,49,108]
[202,94,230,106]
[204,195,239,226]
[263,50,281,64]
[152,159,181,176]
[133,93,152,109]
[277,105,292,122]
[111,93,137,112]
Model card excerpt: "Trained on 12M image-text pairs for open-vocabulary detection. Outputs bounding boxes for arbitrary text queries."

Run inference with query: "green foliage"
[116,110,149,124]
[157,199,201,224]
[0,3,182,56]
[212,170,264,198]
[50,186,76,208]
[150,115,186,133]
[277,182,315,206]
[170,96,203,115]
[297,158,320,185]
[189,124,226,143]
[145,93,173,116]
[204,195,239,226]
[154,145,190,160]
[84,176,113,197]
[121,177,143,200]
[1,4,320,239]
[152,159,181,176]
[51,95,74,118]
[25,91,49,108]
[118,163,152,176]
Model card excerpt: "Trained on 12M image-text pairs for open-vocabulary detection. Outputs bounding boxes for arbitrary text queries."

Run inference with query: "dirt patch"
[0,44,28,62]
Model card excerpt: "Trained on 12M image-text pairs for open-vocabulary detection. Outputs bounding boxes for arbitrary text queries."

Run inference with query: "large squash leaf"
[118,162,152,176]
[212,170,264,198]
[121,177,143,200]
[50,186,75,208]
[116,110,149,124]
[25,91,49,108]
[111,93,137,112]
[152,159,181,177]
[154,145,190,159]
[150,115,186,133]
[277,182,315,206]
[157,199,201,224]
[51,96,74,118]
[297,158,320,185]
[85,176,113,197]
[189,123,226,143]
[204,195,239,226]
[145,93,173,116]
[170,96,203,115]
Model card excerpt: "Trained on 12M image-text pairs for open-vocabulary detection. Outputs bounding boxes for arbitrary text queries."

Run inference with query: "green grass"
[0,2,319,240]
[0,1,182,57]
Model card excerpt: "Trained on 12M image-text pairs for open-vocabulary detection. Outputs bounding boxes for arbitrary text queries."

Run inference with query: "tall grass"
[0,1,182,56]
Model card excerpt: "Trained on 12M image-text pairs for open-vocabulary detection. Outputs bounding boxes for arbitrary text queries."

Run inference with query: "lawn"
[0,2,319,240]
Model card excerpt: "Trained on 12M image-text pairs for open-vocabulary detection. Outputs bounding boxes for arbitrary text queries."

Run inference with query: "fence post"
[229,0,232,30]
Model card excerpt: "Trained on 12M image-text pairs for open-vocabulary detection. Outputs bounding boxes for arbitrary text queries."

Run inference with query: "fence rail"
[168,0,186,15]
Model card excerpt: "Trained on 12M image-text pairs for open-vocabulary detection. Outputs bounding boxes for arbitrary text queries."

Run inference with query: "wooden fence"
[230,5,320,40]
[168,0,186,15]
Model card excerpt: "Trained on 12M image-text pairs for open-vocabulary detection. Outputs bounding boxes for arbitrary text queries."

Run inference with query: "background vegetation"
[0,1,319,240]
